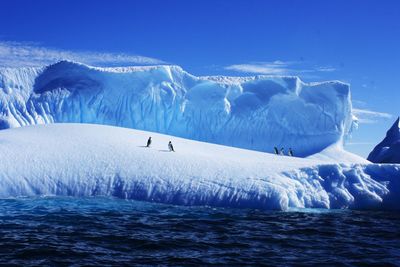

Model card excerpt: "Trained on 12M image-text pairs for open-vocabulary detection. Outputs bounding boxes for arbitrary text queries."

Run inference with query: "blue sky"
[0,0,399,157]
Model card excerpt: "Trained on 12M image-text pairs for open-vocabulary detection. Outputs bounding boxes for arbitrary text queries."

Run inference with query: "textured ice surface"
[368,117,400,163]
[0,61,354,157]
[0,123,398,211]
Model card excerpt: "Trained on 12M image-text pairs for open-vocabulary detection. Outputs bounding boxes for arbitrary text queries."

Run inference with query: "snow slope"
[307,142,369,164]
[0,61,355,157]
[0,123,398,211]
[368,117,400,163]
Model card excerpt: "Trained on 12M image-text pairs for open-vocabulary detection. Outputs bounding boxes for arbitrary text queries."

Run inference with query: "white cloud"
[351,99,367,108]
[316,66,336,72]
[224,61,335,76]
[0,41,166,67]
[345,142,375,146]
[352,108,392,124]
[225,61,292,75]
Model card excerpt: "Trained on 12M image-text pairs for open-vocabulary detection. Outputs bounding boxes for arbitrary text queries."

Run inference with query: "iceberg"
[368,117,400,163]
[0,123,399,210]
[1,61,398,211]
[0,61,354,157]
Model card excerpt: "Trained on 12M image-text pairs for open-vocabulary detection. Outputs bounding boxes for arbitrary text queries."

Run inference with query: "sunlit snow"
[0,123,398,210]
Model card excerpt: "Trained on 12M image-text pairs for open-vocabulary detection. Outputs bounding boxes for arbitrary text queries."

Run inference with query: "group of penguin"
[274,146,294,157]
[145,136,293,157]
[146,137,175,152]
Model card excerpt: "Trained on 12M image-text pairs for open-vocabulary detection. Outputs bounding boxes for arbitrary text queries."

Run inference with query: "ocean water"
[0,197,399,266]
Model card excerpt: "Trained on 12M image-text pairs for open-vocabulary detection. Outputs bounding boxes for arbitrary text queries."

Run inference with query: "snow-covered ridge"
[0,123,398,210]
[91,64,185,73]
[0,60,354,156]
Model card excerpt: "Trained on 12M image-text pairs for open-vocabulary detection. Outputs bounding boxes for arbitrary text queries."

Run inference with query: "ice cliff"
[0,61,354,156]
[368,117,400,163]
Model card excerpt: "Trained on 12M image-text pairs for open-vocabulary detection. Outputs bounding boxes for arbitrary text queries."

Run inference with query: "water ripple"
[0,197,399,265]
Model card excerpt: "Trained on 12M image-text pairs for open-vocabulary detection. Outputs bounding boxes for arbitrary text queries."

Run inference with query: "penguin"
[168,141,175,152]
[274,147,279,155]
[288,148,293,157]
[280,147,284,155]
[146,137,152,147]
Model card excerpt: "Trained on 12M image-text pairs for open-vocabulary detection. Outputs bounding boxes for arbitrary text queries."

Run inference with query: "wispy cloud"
[224,61,336,76]
[351,99,367,108]
[316,66,336,72]
[225,61,292,75]
[0,41,166,67]
[352,108,392,124]
[345,142,375,146]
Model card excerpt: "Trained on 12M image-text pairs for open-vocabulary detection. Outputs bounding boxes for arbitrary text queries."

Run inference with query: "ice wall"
[0,61,354,156]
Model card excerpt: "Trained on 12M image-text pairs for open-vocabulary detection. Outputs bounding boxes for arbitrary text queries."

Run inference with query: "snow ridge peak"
[368,117,400,163]
[388,116,400,136]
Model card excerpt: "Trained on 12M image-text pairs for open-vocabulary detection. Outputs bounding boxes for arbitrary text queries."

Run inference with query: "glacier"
[368,117,400,163]
[0,61,354,157]
[0,123,399,211]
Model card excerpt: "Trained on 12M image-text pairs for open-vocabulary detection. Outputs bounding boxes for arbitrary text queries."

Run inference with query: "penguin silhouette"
[168,141,175,152]
[146,137,152,147]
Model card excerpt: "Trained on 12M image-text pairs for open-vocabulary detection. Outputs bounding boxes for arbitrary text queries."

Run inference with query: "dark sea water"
[0,197,399,266]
